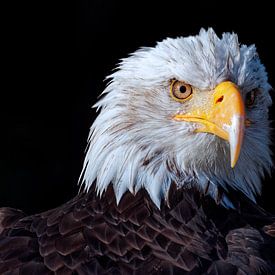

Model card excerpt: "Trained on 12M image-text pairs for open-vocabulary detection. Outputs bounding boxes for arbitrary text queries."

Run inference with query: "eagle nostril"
[215,95,224,104]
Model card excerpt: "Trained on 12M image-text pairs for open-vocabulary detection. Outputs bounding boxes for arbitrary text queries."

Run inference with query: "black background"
[1,0,274,215]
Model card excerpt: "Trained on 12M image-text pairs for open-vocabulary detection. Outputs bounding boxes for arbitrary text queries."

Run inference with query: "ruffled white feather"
[80,28,272,208]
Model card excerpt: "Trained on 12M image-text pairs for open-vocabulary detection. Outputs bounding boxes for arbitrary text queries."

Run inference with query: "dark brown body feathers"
[0,185,274,274]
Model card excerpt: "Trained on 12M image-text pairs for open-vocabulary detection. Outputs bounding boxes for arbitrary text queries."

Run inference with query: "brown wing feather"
[0,207,26,233]
[264,222,275,237]
[0,185,274,274]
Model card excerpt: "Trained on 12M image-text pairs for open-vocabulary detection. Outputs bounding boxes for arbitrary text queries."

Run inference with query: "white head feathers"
[80,28,272,208]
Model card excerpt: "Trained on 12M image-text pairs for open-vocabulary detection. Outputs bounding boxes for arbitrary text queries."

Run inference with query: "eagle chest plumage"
[1,185,274,274]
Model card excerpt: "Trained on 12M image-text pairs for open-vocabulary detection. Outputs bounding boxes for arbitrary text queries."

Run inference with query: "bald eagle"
[1,29,275,275]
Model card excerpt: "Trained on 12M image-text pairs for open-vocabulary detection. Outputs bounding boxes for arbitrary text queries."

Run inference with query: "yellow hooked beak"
[174,81,245,168]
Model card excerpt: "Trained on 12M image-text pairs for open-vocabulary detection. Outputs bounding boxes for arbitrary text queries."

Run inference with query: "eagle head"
[80,28,272,208]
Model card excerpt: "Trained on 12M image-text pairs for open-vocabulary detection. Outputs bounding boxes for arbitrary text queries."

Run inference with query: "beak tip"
[230,149,239,168]
[230,145,241,168]
[230,161,236,168]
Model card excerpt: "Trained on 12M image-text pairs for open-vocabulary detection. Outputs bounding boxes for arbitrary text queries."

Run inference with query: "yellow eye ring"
[170,80,193,102]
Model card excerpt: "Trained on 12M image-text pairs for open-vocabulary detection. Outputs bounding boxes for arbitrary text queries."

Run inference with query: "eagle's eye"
[245,88,259,107]
[170,80,193,102]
